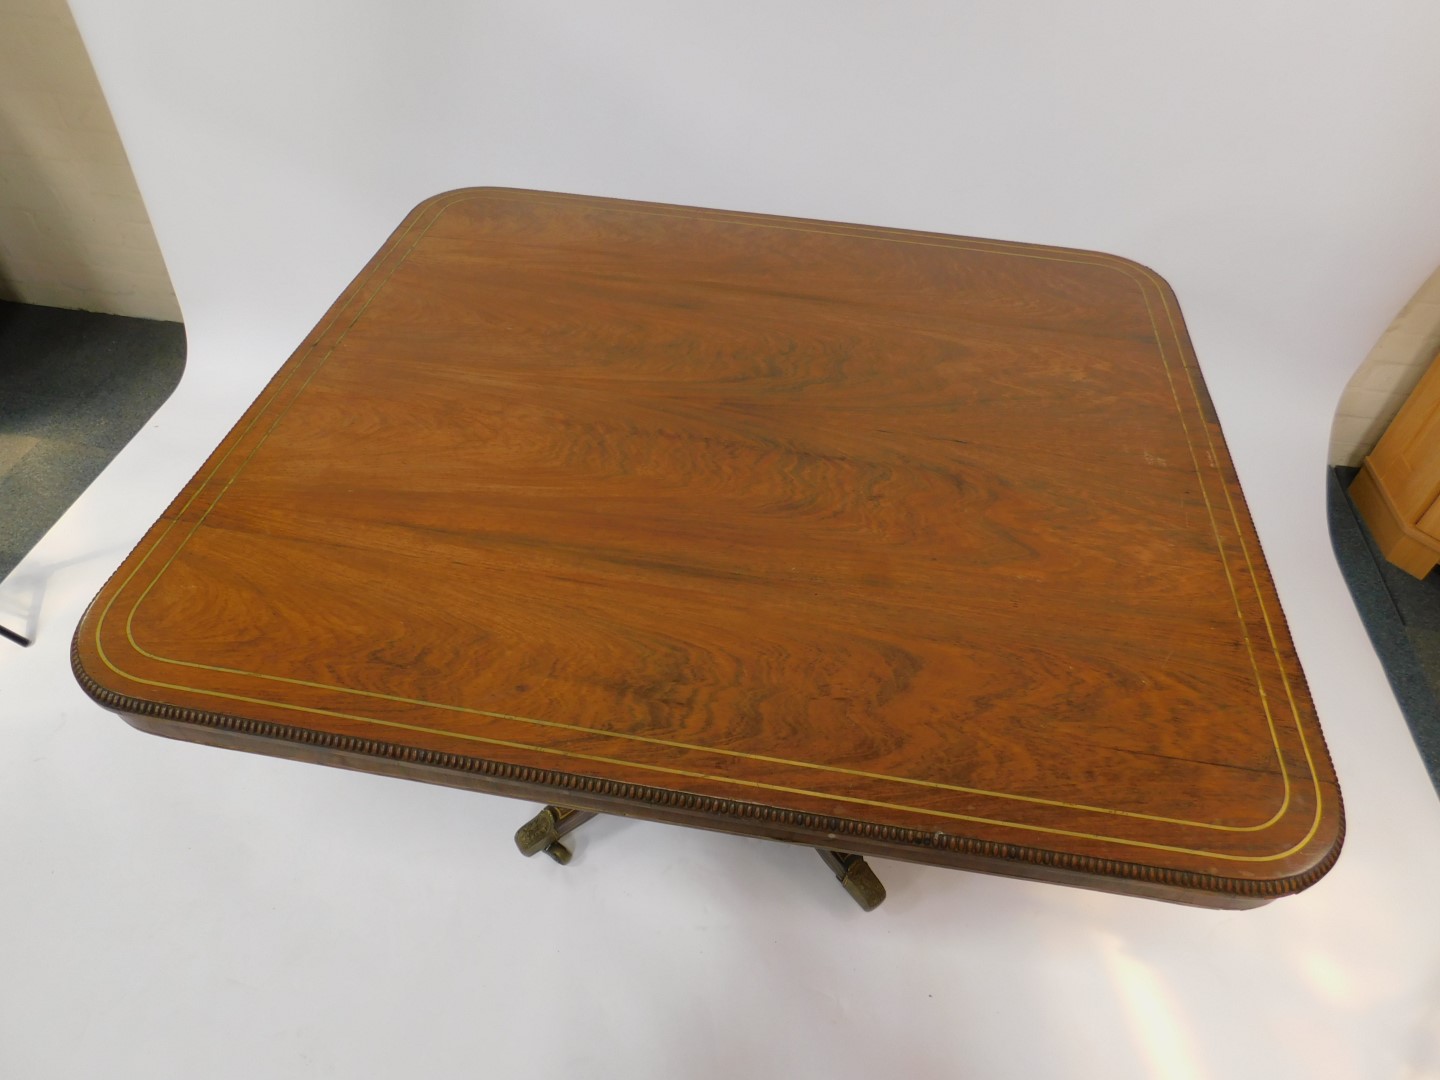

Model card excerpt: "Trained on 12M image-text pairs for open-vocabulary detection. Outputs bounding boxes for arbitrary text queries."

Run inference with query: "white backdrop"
[5,3,1440,1077]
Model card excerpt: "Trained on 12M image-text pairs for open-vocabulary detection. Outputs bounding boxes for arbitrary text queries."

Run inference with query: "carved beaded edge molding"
[70,633,1344,902]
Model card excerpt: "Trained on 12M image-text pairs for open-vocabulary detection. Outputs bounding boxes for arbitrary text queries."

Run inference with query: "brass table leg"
[817,849,886,911]
[514,805,597,865]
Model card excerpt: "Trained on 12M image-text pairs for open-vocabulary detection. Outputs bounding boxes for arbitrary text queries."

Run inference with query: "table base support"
[512,805,886,910]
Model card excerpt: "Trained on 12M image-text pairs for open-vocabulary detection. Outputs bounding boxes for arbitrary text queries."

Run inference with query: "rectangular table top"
[74,188,1343,908]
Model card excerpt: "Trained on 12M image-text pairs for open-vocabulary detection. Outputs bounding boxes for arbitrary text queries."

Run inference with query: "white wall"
[0,0,178,319]
[1330,266,1440,466]
[6,3,1440,1078]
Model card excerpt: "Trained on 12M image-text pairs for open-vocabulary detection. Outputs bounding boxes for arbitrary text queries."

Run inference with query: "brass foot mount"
[513,805,597,865]
[815,848,887,911]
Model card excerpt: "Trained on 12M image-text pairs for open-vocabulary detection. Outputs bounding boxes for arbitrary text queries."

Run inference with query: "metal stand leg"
[514,805,596,865]
[817,849,886,911]
[0,623,31,647]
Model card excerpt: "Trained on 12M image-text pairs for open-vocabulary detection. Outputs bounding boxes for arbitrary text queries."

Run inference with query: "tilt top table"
[74,188,1343,910]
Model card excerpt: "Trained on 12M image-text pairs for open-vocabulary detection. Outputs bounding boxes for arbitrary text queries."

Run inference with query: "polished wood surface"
[73,189,1343,907]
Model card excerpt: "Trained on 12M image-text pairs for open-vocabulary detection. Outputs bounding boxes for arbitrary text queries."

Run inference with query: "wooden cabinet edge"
[1349,459,1440,578]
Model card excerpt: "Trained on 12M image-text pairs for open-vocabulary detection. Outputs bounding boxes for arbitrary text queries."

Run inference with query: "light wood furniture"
[1351,349,1440,578]
[73,189,1343,909]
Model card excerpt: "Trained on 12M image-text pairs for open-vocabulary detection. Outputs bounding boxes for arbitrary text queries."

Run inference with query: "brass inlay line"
[1128,273,1295,834]
[93,660,1320,865]
[93,189,1323,859]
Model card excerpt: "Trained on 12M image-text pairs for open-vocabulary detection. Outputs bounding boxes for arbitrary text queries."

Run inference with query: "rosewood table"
[73,188,1343,910]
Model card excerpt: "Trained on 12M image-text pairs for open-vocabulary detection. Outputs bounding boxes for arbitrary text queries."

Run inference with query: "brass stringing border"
[89,189,1328,864]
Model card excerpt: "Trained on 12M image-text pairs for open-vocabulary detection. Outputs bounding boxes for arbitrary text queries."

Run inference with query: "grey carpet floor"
[1330,465,1440,794]
[0,300,185,584]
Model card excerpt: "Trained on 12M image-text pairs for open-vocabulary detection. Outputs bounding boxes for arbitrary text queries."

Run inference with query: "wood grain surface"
[73,188,1343,906]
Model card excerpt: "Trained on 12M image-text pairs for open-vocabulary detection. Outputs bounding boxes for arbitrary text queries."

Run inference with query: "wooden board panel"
[73,189,1343,907]
[1366,347,1440,536]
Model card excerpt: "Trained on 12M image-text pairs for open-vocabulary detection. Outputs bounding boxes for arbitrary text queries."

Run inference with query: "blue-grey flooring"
[0,300,185,584]
[1330,465,1440,794]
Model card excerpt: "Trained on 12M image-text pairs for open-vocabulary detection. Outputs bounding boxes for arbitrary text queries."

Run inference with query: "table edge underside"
[72,633,1341,909]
